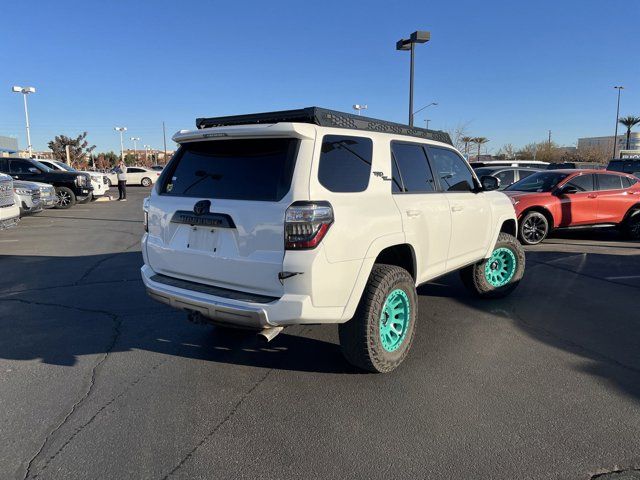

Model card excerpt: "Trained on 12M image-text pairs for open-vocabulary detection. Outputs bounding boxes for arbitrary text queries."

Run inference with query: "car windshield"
[474,167,499,176]
[506,171,569,192]
[30,160,52,172]
[53,161,78,172]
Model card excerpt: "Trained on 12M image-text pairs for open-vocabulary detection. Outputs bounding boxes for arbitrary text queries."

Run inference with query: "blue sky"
[1,0,638,154]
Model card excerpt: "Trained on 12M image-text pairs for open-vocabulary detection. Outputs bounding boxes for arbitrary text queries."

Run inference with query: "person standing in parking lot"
[116,161,127,201]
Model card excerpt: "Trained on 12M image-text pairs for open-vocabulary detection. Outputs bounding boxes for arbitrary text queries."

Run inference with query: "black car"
[0,157,93,209]
[473,166,542,189]
[607,159,640,178]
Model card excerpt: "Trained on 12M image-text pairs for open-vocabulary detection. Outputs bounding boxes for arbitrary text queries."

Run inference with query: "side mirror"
[28,167,40,174]
[480,175,500,191]
[558,185,578,195]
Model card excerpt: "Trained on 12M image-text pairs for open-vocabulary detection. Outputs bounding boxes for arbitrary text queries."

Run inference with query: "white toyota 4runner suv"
[141,108,525,373]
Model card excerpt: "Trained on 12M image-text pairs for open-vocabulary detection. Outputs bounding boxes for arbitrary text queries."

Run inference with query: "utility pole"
[613,86,624,159]
[548,130,552,147]
[162,121,168,165]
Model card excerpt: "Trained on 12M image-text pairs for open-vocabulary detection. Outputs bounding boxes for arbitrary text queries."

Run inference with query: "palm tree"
[461,136,474,157]
[473,137,489,160]
[618,115,640,150]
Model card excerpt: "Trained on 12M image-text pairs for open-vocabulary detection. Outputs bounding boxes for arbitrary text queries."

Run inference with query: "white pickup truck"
[141,108,525,373]
[0,173,20,229]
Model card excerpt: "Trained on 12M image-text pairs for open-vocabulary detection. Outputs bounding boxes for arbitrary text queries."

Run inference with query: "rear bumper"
[141,264,344,327]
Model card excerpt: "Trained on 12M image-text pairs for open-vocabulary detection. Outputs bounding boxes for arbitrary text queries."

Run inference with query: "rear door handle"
[451,205,464,212]
[406,210,421,218]
[587,194,598,198]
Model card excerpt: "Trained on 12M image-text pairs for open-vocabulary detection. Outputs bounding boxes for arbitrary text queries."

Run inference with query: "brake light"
[285,201,333,250]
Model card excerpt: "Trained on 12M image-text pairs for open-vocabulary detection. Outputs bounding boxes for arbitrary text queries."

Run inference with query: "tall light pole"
[114,127,127,162]
[613,86,624,159]
[424,119,430,129]
[352,104,368,116]
[396,31,430,127]
[144,144,151,165]
[130,137,140,162]
[414,102,437,129]
[12,86,36,157]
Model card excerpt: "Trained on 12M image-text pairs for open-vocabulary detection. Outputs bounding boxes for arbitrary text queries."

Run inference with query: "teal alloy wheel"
[484,247,517,288]
[379,289,410,352]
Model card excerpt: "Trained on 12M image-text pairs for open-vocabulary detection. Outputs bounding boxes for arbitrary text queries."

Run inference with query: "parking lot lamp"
[352,104,368,116]
[144,144,151,165]
[613,86,624,159]
[396,31,430,127]
[130,137,140,162]
[114,127,127,162]
[12,86,36,157]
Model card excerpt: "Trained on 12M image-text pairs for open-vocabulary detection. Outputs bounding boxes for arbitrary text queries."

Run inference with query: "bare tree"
[445,122,472,153]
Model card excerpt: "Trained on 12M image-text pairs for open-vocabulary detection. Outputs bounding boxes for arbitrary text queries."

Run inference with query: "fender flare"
[339,231,408,322]
[483,214,518,258]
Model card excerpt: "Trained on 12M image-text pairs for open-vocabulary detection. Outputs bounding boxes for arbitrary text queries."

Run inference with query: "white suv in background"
[107,166,160,187]
[38,159,110,201]
[141,108,525,373]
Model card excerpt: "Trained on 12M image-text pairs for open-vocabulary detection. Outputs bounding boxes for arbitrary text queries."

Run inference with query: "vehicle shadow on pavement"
[418,247,640,403]
[0,252,357,374]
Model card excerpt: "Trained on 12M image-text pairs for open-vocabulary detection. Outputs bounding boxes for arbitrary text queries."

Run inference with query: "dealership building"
[0,135,18,155]
[578,132,640,156]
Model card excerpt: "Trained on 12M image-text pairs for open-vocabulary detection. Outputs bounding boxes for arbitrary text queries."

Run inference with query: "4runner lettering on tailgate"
[141,107,525,373]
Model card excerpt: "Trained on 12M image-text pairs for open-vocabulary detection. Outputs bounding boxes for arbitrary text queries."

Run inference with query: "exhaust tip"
[257,326,284,342]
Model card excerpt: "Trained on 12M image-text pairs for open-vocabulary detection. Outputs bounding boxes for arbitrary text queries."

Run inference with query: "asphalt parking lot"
[1,187,639,480]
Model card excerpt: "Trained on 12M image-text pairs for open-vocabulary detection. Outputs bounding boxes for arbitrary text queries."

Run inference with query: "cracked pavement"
[1,188,639,479]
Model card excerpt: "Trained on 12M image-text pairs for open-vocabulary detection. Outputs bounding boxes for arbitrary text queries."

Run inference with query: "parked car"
[607,159,640,178]
[38,159,110,201]
[473,166,542,189]
[13,180,45,216]
[504,169,640,244]
[0,157,93,209]
[106,166,160,187]
[141,107,525,373]
[470,160,549,169]
[547,162,604,170]
[0,173,20,229]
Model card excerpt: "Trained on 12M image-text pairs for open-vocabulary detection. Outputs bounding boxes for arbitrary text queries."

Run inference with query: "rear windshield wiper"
[183,170,223,194]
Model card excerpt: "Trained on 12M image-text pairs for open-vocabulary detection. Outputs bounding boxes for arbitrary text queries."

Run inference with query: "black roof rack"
[195,107,452,145]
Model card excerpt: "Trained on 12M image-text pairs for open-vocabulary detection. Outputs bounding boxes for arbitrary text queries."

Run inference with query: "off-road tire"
[141,177,152,187]
[339,264,417,373]
[518,211,549,245]
[460,232,525,299]
[54,186,76,209]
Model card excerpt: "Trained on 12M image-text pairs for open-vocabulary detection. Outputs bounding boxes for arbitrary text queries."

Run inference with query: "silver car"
[13,180,56,215]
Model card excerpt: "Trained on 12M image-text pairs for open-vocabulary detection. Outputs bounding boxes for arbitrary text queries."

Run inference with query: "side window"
[128,167,143,173]
[597,174,623,191]
[518,169,537,180]
[10,159,36,174]
[318,135,372,193]
[622,176,638,188]
[0,159,8,172]
[426,147,475,192]
[494,170,514,186]
[565,174,594,192]
[391,142,436,193]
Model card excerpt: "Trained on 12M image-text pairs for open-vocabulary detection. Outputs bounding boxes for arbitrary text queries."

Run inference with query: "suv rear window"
[161,138,299,201]
[318,135,372,192]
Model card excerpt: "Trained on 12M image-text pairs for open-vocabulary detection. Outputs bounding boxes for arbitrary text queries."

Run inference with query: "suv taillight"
[285,201,333,250]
